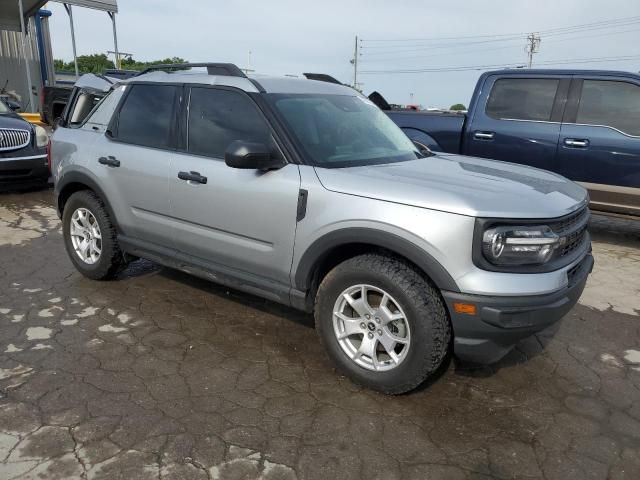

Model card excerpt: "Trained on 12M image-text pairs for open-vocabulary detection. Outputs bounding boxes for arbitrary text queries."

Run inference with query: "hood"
[314,153,588,218]
[0,113,33,131]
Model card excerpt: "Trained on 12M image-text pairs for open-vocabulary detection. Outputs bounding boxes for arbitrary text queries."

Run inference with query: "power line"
[361,15,640,44]
[359,54,640,74]
[358,27,640,63]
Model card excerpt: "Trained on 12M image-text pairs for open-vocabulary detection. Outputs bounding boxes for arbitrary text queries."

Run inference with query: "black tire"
[315,253,451,394]
[62,190,125,280]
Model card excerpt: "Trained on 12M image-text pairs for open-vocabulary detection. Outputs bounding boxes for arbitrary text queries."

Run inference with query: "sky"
[45,0,640,108]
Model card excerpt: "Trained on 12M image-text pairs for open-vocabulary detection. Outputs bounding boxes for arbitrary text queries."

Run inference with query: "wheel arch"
[294,228,460,304]
[55,172,120,230]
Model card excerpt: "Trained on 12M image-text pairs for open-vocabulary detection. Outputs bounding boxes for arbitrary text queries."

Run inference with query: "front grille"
[0,128,31,152]
[548,206,589,258]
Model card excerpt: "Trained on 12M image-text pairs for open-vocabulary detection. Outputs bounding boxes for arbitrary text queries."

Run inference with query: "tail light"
[46,139,52,173]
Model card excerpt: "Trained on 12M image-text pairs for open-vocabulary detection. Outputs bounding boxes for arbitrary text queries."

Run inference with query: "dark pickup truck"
[380,69,640,218]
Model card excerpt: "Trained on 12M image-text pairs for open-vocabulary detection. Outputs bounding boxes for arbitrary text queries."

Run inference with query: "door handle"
[98,156,120,167]
[178,171,208,184]
[564,138,589,148]
[473,131,495,140]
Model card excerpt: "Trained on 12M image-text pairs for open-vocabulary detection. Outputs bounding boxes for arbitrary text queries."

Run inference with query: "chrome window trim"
[496,118,640,139]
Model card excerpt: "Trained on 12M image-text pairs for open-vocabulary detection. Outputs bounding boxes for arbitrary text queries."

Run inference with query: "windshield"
[268,94,422,167]
[0,100,9,114]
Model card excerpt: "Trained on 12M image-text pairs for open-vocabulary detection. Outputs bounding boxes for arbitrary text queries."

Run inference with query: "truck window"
[115,84,177,148]
[486,78,559,122]
[187,87,271,159]
[576,80,640,136]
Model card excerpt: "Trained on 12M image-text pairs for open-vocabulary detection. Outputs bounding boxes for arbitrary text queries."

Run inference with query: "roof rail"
[303,73,343,85]
[138,63,247,78]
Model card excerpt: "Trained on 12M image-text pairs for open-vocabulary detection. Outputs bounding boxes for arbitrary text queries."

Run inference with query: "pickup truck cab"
[52,63,592,394]
[385,70,640,218]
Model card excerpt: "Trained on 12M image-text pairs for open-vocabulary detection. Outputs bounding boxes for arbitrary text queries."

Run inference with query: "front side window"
[268,94,421,168]
[187,88,271,158]
[115,84,177,148]
[576,80,640,136]
[486,78,560,122]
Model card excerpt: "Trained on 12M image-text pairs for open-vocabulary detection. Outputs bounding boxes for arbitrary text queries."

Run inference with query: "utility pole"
[351,35,359,90]
[526,33,541,68]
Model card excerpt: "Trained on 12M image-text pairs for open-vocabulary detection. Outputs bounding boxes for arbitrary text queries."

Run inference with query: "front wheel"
[315,253,451,394]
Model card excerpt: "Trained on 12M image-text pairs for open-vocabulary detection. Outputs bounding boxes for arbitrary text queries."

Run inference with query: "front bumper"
[0,153,49,186]
[442,253,594,364]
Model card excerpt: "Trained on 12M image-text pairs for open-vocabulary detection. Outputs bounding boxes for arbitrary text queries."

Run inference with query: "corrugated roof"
[0,1,47,31]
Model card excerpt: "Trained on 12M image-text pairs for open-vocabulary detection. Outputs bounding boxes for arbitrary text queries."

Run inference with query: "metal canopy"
[50,1,118,13]
[0,0,47,31]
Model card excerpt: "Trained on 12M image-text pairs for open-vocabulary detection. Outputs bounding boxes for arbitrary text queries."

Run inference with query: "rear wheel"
[315,253,451,394]
[62,190,125,280]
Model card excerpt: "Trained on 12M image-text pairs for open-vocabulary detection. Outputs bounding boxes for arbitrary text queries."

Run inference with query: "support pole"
[64,3,79,79]
[108,12,119,69]
[353,35,358,90]
[18,0,36,112]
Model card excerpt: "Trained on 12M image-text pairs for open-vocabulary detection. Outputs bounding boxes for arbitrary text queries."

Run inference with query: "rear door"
[169,86,300,291]
[465,75,570,171]
[92,83,179,247]
[556,77,640,216]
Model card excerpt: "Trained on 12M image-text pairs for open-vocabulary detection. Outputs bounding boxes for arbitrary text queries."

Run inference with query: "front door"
[169,86,300,290]
[556,78,640,216]
[465,75,569,172]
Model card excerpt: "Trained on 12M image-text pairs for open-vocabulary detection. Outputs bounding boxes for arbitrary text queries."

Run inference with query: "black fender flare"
[54,171,120,230]
[293,228,460,293]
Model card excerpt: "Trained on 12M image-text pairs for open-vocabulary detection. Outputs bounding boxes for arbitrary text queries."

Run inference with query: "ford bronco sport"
[51,63,593,394]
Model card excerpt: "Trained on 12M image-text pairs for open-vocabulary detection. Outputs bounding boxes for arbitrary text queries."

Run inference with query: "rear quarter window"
[485,78,559,122]
[85,85,126,127]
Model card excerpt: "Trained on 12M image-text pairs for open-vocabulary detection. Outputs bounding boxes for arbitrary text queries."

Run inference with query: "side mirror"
[7,100,21,112]
[413,140,432,156]
[225,140,285,170]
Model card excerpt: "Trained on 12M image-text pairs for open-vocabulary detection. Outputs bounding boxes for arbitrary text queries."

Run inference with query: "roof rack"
[138,63,247,78]
[303,73,343,85]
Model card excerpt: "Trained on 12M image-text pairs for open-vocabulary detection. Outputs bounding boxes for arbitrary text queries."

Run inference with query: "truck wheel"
[315,253,451,394]
[62,190,125,280]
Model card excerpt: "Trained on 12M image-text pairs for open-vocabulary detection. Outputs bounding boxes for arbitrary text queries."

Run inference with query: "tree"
[450,103,467,111]
[53,55,189,74]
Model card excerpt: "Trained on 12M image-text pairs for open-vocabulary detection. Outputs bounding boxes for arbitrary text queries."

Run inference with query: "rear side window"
[187,87,271,158]
[486,78,559,121]
[576,80,640,136]
[115,84,177,148]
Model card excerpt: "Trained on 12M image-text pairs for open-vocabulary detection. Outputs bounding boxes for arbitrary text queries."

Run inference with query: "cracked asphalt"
[1,188,639,480]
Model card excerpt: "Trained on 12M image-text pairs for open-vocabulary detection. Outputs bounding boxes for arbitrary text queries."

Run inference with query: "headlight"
[482,225,562,266]
[35,125,48,148]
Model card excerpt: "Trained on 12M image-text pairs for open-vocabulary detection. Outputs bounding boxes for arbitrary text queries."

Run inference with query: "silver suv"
[51,63,593,394]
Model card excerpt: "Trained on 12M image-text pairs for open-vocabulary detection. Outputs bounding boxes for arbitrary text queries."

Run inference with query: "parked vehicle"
[41,70,138,125]
[51,63,593,394]
[41,83,72,126]
[377,69,640,218]
[0,98,49,187]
